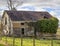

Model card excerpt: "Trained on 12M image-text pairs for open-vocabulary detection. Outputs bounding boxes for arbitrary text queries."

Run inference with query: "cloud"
[17,4,46,11]
[0,0,60,27]
[0,0,60,6]
[50,11,56,16]
[0,0,60,19]
[49,11,60,21]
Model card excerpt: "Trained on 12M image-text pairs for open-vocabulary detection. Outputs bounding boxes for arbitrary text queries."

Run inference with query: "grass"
[1,37,60,46]
[0,44,5,46]
[0,28,60,46]
[57,28,60,35]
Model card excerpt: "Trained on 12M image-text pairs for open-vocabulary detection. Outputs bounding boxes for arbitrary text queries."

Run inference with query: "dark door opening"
[21,28,24,35]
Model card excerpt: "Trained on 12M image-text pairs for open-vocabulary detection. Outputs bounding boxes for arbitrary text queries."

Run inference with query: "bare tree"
[7,0,23,10]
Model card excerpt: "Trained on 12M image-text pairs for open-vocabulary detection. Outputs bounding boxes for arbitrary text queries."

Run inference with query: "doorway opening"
[21,28,24,35]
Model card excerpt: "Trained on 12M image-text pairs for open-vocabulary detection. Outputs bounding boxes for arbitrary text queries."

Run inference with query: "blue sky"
[0,0,60,27]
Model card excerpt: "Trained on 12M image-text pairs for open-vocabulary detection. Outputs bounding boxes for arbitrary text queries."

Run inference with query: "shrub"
[37,17,59,34]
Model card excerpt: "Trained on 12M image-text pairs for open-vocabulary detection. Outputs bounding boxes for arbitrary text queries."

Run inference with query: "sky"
[0,0,60,27]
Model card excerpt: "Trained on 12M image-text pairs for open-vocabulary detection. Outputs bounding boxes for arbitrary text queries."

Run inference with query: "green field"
[0,28,60,46]
[1,37,60,46]
[57,28,60,35]
[0,44,5,46]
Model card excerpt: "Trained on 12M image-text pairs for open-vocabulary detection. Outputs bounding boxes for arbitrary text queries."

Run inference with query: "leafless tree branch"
[7,0,23,10]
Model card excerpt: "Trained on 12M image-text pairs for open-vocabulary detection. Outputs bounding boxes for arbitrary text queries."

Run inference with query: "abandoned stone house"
[2,10,52,36]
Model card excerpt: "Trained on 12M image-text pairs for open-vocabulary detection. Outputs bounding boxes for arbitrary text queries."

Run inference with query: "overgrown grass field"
[1,37,60,46]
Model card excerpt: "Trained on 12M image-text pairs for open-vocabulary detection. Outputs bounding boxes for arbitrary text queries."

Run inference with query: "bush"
[37,17,59,34]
